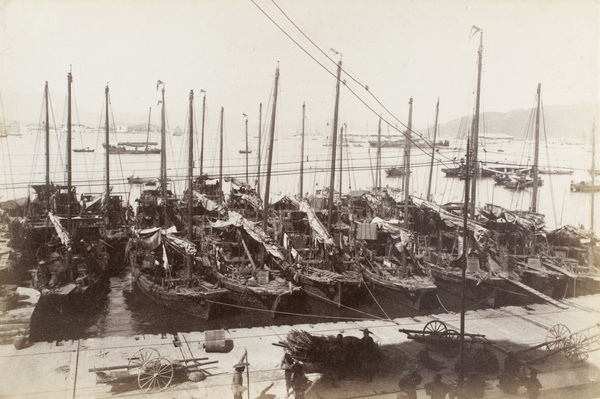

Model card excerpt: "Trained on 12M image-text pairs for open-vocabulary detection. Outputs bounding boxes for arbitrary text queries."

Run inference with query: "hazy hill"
[435,103,598,142]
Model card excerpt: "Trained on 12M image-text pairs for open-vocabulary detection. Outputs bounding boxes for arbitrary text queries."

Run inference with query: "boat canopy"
[211,211,286,261]
[411,196,490,247]
[481,203,545,231]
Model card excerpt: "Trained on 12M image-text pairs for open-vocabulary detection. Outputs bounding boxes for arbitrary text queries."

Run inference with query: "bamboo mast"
[105,84,111,205]
[200,93,206,180]
[257,103,262,196]
[66,69,73,280]
[245,115,249,183]
[327,59,342,232]
[262,65,280,233]
[402,99,413,274]
[427,98,440,201]
[339,124,344,200]
[186,89,194,279]
[219,107,224,205]
[531,84,541,212]
[159,83,168,225]
[459,138,472,391]
[377,117,381,193]
[469,28,483,219]
[299,102,305,198]
[403,98,413,230]
[591,124,596,231]
[45,82,50,186]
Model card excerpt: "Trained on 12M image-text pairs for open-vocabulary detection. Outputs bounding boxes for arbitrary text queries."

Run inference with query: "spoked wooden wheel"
[138,357,174,392]
[424,321,447,336]
[546,324,571,350]
[438,329,461,357]
[128,348,161,370]
[564,332,590,363]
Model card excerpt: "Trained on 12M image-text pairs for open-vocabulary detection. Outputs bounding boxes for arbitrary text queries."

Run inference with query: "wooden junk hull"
[362,268,438,311]
[30,276,110,341]
[294,268,364,309]
[520,270,569,299]
[218,277,302,318]
[133,271,226,320]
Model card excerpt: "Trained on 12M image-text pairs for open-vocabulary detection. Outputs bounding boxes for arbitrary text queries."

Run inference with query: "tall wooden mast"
[186,90,194,279]
[403,98,413,230]
[105,84,111,205]
[67,70,73,235]
[244,114,249,183]
[469,28,483,219]
[427,98,440,201]
[262,66,280,233]
[299,102,305,198]
[591,123,596,231]
[531,84,541,212]
[339,124,344,200]
[376,117,381,193]
[44,82,50,186]
[66,69,73,280]
[219,107,224,205]
[200,93,206,179]
[327,59,342,232]
[257,103,262,195]
[159,82,168,225]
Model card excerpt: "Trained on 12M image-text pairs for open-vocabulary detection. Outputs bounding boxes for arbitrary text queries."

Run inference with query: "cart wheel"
[138,357,174,392]
[438,329,460,357]
[564,332,590,364]
[128,347,161,370]
[424,321,447,336]
[546,324,571,350]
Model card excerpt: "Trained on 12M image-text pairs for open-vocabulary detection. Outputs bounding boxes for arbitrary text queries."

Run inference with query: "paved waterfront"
[0,295,598,399]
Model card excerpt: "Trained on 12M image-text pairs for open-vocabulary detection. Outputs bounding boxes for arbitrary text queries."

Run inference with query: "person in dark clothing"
[291,362,311,399]
[525,370,542,398]
[232,363,247,399]
[424,373,451,399]
[398,368,423,399]
[280,353,295,396]
[360,329,377,382]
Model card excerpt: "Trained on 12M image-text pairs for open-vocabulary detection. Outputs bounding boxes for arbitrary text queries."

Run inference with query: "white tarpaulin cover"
[225,211,286,261]
[295,198,335,246]
[138,227,162,250]
[48,212,71,249]
[163,234,197,256]
[192,191,222,212]
[371,217,412,246]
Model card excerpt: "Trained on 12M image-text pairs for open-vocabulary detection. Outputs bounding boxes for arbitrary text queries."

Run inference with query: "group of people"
[397,350,542,399]
[280,353,312,398]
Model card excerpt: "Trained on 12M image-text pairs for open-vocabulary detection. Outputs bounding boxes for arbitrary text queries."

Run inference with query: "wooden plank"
[502,278,569,309]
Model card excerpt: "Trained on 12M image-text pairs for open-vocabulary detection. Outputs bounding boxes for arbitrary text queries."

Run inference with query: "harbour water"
[1,125,597,341]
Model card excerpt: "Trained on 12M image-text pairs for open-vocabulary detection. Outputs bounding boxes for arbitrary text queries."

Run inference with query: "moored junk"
[272,196,365,309]
[126,227,228,320]
[409,197,571,308]
[201,210,303,318]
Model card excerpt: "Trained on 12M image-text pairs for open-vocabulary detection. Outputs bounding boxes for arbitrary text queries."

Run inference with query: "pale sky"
[1,0,598,135]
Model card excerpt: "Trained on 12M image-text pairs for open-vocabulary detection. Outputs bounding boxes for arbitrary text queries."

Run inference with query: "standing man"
[232,362,248,399]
